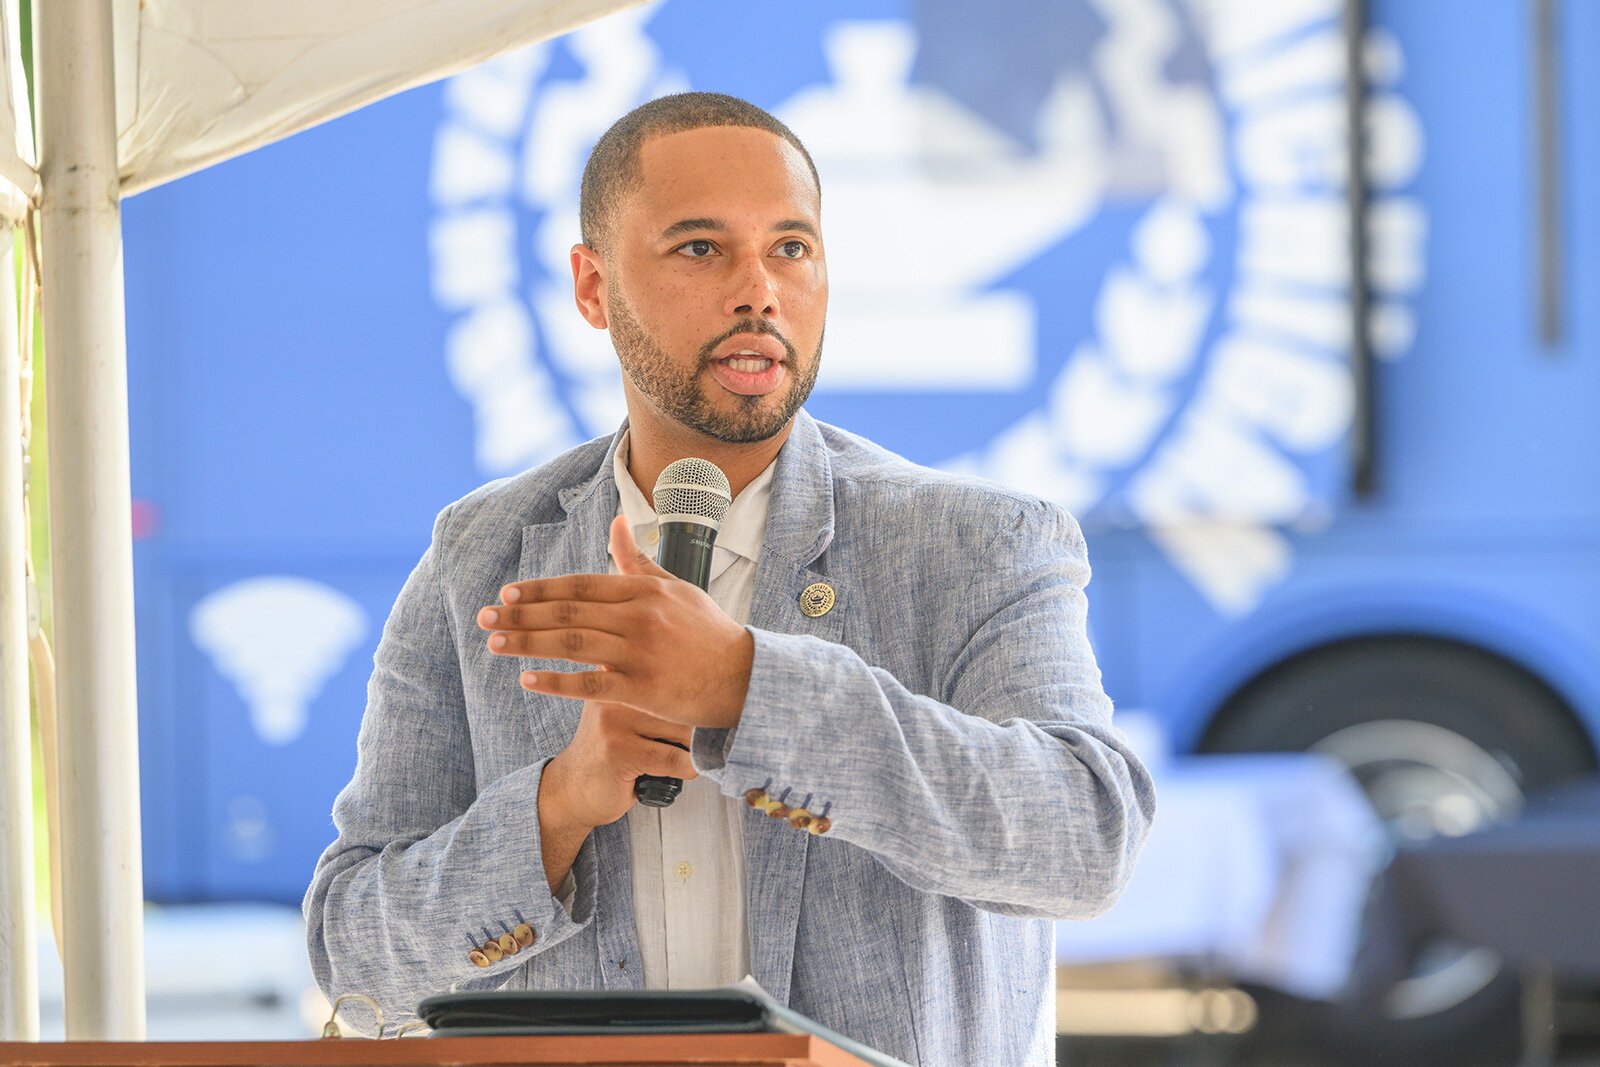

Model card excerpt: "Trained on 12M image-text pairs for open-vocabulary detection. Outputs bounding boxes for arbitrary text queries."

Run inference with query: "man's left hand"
[479,514,752,729]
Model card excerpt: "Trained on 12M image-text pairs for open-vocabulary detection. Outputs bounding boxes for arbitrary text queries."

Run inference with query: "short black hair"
[579,92,820,254]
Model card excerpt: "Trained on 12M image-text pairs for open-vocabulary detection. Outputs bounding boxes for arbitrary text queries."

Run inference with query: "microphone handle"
[633,520,717,808]
[654,521,716,587]
[633,739,690,807]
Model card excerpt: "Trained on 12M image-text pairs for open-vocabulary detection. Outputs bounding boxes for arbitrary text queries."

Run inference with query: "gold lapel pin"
[799,582,836,618]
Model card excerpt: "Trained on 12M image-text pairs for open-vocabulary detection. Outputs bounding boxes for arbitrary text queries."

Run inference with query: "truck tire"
[1199,634,1596,1066]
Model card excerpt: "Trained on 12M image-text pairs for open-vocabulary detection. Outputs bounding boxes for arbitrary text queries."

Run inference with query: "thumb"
[609,514,670,577]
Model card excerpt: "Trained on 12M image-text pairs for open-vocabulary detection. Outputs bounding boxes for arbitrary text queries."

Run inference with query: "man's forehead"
[629,125,820,218]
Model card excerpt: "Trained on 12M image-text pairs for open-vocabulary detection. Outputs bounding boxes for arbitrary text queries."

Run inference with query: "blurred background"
[19,0,1600,1063]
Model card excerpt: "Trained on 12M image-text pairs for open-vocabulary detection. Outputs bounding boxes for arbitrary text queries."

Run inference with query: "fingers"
[585,700,693,745]
[520,669,691,728]
[581,701,697,779]
[522,666,618,701]
[479,600,633,636]
[646,742,698,781]
[497,572,643,607]
[609,514,671,578]
[486,626,629,663]
[519,668,672,722]
[484,525,743,728]
[631,735,698,781]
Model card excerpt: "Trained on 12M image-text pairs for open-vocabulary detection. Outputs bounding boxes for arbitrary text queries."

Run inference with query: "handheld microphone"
[633,457,732,808]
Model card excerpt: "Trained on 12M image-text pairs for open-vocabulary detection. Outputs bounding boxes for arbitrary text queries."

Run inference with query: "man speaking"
[305,92,1154,1066]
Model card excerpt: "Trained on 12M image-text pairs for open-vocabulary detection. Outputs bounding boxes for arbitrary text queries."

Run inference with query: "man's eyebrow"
[774,219,820,240]
[657,217,821,241]
[660,217,724,241]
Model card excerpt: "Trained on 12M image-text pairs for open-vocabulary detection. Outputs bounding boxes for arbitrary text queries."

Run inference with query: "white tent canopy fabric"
[113,0,644,195]
[0,0,645,211]
[0,0,643,1041]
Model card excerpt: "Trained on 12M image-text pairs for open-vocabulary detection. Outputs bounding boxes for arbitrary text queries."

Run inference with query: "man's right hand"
[536,700,698,892]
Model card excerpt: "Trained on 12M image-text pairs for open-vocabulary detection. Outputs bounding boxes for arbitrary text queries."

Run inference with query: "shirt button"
[674,861,692,881]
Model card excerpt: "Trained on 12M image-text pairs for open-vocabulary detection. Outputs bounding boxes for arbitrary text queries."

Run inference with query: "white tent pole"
[35,0,146,1041]
[0,221,39,1042]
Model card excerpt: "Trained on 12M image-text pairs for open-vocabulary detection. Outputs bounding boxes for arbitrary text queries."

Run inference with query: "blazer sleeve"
[692,499,1155,921]
[303,503,598,1024]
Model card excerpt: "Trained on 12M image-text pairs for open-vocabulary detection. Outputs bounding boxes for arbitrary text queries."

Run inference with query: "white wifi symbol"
[189,577,368,746]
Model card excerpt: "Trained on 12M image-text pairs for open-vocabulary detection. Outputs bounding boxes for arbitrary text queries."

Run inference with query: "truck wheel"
[1199,634,1596,1065]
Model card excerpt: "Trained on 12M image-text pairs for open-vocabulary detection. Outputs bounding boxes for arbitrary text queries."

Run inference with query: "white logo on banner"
[427,0,1425,614]
[190,577,368,746]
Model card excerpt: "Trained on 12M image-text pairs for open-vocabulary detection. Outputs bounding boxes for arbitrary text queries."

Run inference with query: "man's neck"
[624,417,792,501]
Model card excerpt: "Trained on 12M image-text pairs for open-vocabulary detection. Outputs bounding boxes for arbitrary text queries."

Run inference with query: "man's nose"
[725,252,778,317]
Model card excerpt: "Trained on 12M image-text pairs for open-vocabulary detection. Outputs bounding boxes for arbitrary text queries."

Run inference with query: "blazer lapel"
[518,436,621,756]
[741,412,848,1005]
[516,428,644,990]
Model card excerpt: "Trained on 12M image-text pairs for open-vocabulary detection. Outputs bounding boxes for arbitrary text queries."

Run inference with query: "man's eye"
[676,240,715,258]
[775,240,809,259]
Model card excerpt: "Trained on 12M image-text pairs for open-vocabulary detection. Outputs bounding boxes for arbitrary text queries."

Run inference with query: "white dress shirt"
[557,433,773,989]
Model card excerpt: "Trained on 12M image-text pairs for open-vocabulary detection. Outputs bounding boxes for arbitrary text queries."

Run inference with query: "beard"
[607,282,821,444]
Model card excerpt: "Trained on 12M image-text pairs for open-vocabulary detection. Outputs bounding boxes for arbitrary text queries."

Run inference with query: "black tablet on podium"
[416,985,911,1067]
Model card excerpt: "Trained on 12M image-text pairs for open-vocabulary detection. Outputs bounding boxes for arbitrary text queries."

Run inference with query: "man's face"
[595,125,827,445]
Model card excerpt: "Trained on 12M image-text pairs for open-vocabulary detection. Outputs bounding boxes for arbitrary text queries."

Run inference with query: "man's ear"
[571,243,609,329]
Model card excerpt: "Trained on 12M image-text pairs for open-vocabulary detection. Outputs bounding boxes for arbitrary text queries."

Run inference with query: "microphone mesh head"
[653,458,733,528]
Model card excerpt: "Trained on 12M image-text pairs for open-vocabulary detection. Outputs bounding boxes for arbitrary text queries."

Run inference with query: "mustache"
[697,320,798,365]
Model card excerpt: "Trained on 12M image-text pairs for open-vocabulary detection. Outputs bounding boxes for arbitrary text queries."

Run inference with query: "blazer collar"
[556,410,835,571]
[755,410,835,569]
[557,421,627,519]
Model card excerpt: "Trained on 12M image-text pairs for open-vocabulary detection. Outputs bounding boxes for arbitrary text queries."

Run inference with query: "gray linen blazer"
[305,411,1155,1065]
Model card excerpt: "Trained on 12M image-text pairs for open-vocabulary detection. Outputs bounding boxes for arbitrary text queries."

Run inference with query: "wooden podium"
[0,1033,875,1066]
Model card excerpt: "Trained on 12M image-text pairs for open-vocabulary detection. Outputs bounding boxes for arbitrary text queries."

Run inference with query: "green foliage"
[16,182,51,919]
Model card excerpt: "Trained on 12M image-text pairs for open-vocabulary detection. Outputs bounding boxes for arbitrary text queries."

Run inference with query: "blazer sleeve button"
[786,808,813,830]
[744,788,769,808]
[469,949,491,968]
[497,932,519,956]
[481,940,504,962]
[767,802,791,819]
[513,923,536,948]
[807,817,833,835]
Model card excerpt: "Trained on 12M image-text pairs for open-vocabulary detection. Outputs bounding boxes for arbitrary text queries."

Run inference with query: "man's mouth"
[721,350,775,373]
[709,343,788,396]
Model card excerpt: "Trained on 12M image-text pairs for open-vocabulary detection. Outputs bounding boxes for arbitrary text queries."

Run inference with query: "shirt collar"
[613,432,775,569]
